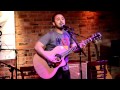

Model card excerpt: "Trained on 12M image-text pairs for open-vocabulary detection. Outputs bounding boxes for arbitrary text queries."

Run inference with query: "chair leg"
[21,71,24,79]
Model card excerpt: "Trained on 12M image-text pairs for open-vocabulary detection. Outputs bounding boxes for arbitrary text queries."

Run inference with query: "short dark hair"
[51,13,64,22]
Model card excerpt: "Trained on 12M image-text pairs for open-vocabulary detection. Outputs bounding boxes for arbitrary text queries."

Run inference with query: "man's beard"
[55,25,63,30]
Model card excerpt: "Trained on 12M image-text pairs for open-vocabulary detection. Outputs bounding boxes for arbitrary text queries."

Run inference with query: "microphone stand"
[0,49,21,79]
[65,28,86,79]
[0,61,21,79]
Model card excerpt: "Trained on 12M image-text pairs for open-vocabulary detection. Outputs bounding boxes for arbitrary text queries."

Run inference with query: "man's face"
[53,14,65,29]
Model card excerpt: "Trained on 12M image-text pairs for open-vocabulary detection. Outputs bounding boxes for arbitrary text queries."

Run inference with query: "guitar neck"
[61,36,95,57]
[60,32,102,58]
[61,46,77,57]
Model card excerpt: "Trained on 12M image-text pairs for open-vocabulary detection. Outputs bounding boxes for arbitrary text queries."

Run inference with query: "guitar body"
[33,46,67,79]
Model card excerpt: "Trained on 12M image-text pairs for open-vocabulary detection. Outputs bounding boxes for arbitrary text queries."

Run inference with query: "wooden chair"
[87,42,112,79]
[20,66,40,79]
[87,60,112,79]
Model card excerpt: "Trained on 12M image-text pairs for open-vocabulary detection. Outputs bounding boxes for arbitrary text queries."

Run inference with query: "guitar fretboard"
[60,33,101,58]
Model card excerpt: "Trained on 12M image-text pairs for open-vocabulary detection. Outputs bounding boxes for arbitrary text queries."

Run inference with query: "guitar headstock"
[91,32,102,41]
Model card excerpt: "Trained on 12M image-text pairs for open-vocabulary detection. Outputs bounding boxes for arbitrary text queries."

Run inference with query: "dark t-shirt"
[39,29,75,71]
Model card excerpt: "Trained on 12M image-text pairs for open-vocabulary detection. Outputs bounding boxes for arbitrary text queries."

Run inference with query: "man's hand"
[46,55,61,63]
[79,40,86,48]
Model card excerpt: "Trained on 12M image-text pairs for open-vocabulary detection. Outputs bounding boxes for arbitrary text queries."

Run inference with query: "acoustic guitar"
[33,32,102,79]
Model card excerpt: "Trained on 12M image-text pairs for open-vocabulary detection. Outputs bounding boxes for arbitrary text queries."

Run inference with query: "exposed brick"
[0,11,119,79]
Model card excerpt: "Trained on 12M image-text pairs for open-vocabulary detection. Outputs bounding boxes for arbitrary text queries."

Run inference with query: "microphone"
[61,25,79,36]
[62,25,71,29]
[61,25,74,32]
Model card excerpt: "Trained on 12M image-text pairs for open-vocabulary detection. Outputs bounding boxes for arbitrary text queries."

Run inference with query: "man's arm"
[34,41,59,63]
[34,41,46,57]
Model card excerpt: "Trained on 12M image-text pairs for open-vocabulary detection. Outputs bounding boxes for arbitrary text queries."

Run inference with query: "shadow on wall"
[110,40,120,67]
[100,40,120,67]
[100,45,111,60]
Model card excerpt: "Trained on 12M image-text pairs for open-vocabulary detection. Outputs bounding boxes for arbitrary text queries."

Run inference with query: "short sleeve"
[39,32,51,46]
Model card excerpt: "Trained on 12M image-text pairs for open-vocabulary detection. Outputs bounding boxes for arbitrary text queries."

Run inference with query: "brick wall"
[0,11,120,79]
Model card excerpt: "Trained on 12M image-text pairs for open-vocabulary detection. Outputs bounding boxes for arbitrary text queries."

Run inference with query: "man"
[34,13,85,79]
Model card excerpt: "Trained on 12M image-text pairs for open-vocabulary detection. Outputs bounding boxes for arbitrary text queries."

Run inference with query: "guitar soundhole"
[55,54,61,59]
